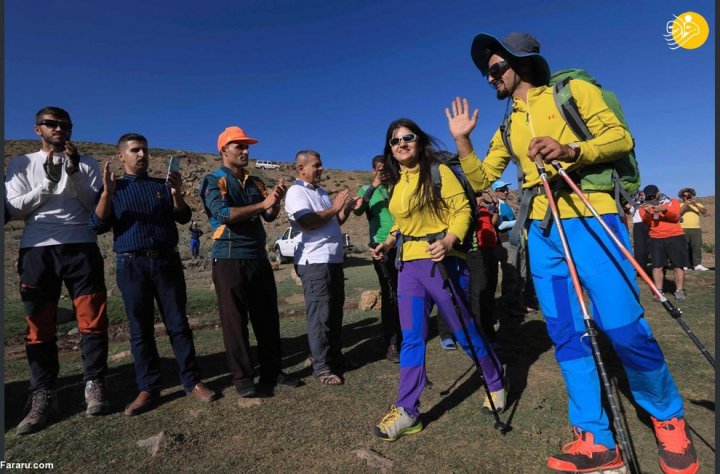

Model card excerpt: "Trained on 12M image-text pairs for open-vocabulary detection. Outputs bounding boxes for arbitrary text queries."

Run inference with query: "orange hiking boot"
[651,416,699,474]
[547,427,624,473]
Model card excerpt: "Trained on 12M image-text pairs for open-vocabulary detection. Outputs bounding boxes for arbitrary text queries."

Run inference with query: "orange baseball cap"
[217,126,258,152]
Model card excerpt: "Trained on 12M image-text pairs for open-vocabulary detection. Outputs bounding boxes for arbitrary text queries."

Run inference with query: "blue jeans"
[116,251,200,393]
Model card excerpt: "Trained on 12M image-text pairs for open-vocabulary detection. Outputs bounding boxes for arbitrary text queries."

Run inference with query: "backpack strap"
[553,78,593,141]
[430,161,442,196]
[394,230,447,270]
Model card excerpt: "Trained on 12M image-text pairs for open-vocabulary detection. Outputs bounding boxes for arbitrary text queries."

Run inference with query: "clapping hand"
[43,151,63,183]
[64,141,81,174]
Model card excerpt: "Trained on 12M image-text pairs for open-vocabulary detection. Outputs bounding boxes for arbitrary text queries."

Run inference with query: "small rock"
[358,290,381,311]
[137,431,168,457]
[237,397,263,409]
[72,345,79,351]
[352,447,393,473]
[110,350,131,361]
[67,327,79,336]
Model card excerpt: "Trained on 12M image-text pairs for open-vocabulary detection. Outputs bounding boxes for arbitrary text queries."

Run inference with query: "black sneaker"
[547,427,624,472]
[16,389,59,435]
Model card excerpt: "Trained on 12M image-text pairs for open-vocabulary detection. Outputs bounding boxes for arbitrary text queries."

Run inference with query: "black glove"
[43,158,62,183]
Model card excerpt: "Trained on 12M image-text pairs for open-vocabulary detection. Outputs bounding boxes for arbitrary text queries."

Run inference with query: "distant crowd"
[5,30,706,474]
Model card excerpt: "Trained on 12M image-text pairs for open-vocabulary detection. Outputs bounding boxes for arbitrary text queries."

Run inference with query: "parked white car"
[255,160,280,170]
[273,227,351,263]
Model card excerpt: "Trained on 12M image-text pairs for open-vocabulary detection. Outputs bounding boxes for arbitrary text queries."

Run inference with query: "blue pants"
[396,257,503,417]
[529,215,683,448]
[190,239,200,258]
[116,252,201,393]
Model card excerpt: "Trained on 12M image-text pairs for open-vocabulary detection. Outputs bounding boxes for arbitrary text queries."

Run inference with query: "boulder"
[359,290,381,311]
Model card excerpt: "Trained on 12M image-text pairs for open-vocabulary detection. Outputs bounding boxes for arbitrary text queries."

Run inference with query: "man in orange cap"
[200,126,300,399]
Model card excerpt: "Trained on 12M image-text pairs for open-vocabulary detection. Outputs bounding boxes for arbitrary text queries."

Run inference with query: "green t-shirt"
[356,184,395,246]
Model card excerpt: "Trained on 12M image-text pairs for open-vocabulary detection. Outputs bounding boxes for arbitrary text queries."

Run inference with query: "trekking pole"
[428,238,510,435]
[534,158,639,473]
[549,161,715,369]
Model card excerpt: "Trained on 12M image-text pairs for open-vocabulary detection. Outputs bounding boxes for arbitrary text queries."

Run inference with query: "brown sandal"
[316,370,343,385]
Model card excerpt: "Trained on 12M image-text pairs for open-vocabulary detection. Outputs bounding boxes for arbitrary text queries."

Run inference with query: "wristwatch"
[567,142,581,161]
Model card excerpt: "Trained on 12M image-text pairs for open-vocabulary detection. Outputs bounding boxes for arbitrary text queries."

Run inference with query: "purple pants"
[396,257,504,417]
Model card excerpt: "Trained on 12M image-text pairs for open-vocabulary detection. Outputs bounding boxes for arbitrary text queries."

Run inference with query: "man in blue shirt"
[200,126,300,398]
[91,133,217,416]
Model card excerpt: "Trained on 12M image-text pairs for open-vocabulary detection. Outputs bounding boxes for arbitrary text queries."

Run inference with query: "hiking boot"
[386,344,400,363]
[84,379,111,416]
[547,427,624,473]
[16,389,59,435]
[674,290,687,301]
[651,416,699,474]
[481,377,507,415]
[440,338,457,350]
[373,405,422,442]
[693,264,708,272]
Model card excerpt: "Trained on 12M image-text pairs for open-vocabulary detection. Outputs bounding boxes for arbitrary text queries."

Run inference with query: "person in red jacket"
[639,185,690,300]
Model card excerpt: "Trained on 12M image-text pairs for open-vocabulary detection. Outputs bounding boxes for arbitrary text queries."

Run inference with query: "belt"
[118,247,178,259]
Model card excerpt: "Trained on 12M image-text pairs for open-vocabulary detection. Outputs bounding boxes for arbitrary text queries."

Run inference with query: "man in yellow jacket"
[446,32,698,474]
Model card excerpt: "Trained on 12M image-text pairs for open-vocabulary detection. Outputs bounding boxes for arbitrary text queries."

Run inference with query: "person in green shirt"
[354,155,401,362]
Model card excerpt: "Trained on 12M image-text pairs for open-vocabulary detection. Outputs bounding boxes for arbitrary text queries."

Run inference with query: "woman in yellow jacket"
[371,118,505,441]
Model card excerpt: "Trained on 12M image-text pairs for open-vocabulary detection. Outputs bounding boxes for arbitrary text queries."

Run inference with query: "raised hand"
[43,150,63,183]
[102,161,117,196]
[445,97,479,140]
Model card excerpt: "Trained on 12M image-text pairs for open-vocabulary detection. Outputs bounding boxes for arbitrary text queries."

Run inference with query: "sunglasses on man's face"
[488,60,510,80]
[37,119,73,130]
[683,194,693,198]
[389,133,418,147]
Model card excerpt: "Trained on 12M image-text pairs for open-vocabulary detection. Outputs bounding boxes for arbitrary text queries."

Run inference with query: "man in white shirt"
[284,150,357,385]
[5,107,110,434]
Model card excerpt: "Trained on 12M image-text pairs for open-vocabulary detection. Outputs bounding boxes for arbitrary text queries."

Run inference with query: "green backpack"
[549,69,641,204]
[500,69,641,245]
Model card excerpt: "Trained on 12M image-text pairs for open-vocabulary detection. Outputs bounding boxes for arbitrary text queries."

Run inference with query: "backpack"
[430,152,478,253]
[500,69,641,245]
[550,69,641,203]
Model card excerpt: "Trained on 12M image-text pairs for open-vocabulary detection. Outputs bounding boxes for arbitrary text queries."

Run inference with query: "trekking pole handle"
[427,236,451,281]
[534,156,547,175]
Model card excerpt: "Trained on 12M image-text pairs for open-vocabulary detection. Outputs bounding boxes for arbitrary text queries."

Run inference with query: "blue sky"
[5,0,715,196]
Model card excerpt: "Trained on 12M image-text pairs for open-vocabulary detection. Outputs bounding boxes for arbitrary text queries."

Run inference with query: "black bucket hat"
[471,32,551,85]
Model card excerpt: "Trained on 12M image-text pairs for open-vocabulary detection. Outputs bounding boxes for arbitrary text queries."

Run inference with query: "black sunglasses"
[488,60,510,80]
[37,119,73,130]
[389,133,418,147]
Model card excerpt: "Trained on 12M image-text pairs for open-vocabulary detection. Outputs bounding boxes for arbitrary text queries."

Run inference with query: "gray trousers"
[296,263,345,373]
